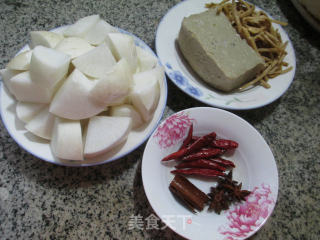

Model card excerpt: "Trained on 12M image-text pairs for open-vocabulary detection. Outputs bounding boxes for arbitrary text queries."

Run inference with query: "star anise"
[208,170,251,214]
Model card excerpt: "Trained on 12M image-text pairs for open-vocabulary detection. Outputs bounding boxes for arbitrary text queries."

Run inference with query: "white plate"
[0,27,168,167]
[142,107,278,240]
[156,0,296,110]
[291,0,320,32]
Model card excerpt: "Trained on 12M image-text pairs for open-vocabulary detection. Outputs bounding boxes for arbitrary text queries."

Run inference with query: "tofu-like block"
[177,9,264,92]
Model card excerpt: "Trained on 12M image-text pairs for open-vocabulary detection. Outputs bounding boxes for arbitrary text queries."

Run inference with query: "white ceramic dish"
[0,27,168,167]
[291,0,320,32]
[156,0,296,110]
[142,107,278,240]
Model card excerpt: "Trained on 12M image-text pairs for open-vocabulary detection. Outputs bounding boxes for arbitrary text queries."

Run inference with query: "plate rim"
[155,0,296,110]
[141,106,279,239]
[0,26,168,167]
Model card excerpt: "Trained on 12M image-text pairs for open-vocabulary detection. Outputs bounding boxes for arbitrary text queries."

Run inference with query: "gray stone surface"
[0,0,319,239]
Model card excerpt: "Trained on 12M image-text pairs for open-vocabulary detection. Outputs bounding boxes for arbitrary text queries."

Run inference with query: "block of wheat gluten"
[178,9,264,92]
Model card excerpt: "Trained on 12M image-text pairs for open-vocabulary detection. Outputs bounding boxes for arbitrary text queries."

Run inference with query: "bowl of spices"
[142,107,278,240]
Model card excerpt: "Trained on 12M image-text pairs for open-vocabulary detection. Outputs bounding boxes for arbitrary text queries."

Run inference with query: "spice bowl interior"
[141,107,278,240]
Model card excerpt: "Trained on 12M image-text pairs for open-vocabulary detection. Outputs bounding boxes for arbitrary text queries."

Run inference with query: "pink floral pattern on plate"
[153,111,194,148]
[219,184,275,240]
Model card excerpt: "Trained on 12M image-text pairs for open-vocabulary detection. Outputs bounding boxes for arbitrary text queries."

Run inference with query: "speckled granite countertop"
[0,0,319,239]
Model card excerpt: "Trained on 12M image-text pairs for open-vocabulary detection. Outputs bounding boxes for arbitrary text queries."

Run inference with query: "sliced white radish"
[110,104,143,129]
[30,46,70,89]
[89,58,132,105]
[130,68,162,122]
[9,71,52,103]
[106,95,130,106]
[72,43,116,78]
[0,68,21,93]
[16,101,46,123]
[55,37,94,59]
[108,33,138,73]
[150,65,165,83]
[83,19,118,45]
[84,116,132,158]
[7,50,32,71]
[49,69,105,120]
[25,106,55,140]
[30,31,64,49]
[64,15,100,38]
[136,46,158,72]
[51,117,83,161]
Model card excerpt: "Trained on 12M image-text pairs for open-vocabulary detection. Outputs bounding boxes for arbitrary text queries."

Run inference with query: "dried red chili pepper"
[162,131,217,161]
[181,148,225,161]
[171,168,226,177]
[184,136,200,148]
[175,159,227,172]
[212,139,238,149]
[179,124,193,150]
[161,148,187,161]
[192,136,200,141]
[209,157,235,168]
[185,132,216,152]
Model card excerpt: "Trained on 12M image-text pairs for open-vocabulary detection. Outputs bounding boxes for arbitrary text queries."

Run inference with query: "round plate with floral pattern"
[0,27,168,167]
[156,0,296,110]
[142,107,278,240]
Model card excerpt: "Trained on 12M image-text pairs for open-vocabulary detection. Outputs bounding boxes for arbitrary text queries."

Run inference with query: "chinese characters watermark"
[128,213,193,231]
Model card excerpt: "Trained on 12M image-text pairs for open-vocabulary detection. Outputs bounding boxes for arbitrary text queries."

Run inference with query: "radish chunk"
[72,43,116,79]
[0,68,21,93]
[84,116,132,158]
[30,46,70,89]
[7,50,32,71]
[108,33,138,73]
[130,68,161,122]
[16,102,46,123]
[136,47,158,72]
[64,15,100,38]
[110,104,143,129]
[89,58,132,105]
[9,71,52,103]
[55,37,94,59]
[51,118,83,161]
[49,69,105,120]
[150,65,166,83]
[25,106,55,140]
[30,31,64,49]
[84,20,118,45]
